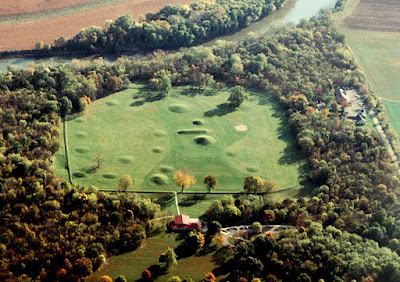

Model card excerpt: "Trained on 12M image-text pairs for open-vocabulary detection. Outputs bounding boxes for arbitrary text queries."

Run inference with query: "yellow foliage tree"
[173,170,196,192]
[118,175,133,192]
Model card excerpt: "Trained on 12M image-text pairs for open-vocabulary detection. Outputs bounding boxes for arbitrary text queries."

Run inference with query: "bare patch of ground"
[341,0,400,32]
[0,0,195,51]
[235,124,248,132]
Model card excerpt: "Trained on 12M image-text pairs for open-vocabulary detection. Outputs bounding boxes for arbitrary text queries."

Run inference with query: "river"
[0,0,336,71]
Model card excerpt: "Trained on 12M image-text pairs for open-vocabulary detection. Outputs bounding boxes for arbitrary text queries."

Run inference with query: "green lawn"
[86,232,217,281]
[54,85,302,198]
[384,100,400,137]
[343,29,400,101]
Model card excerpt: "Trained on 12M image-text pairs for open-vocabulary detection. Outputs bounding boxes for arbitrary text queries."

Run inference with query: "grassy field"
[336,0,400,138]
[87,232,217,281]
[384,100,400,136]
[343,29,400,101]
[54,84,302,200]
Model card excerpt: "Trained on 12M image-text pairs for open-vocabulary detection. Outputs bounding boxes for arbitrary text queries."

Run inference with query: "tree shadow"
[130,93,165,107]
[296,179,318,197]
[204,103,236,117]
[179,194,206,207]
[154,194,174,208]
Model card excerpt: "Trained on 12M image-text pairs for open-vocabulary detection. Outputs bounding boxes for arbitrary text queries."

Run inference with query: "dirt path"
[370,111,400,175]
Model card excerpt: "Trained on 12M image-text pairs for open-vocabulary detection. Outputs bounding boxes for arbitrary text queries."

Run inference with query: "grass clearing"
[54,85,302,198]
[384,100,400,137]
[87,232,217,281]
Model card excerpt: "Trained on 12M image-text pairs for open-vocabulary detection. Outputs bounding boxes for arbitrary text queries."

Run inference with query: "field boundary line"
[63,117,75,185]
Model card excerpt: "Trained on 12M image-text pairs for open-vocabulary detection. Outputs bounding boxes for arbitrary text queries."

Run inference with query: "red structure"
[168,215,204,231]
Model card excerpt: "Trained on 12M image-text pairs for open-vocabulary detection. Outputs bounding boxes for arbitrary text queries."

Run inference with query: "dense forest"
[2,0,400,281]
[38,0,286,54]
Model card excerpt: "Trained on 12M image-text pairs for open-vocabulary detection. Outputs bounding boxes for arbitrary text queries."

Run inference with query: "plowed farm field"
[341,0,400,32]
[0,0,195,52]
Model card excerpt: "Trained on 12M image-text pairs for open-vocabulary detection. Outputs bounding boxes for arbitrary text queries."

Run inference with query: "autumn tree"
[118,175,133,192]
[173,170,196,192]
[204,175,218,192]
[243,176,276,194]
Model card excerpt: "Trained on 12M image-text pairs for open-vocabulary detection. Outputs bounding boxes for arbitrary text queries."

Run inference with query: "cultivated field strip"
[0,0,132,24]
[342,0,400,32]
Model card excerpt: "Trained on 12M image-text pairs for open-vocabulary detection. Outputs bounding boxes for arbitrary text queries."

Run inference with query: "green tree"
[204,175,218,192]
[165,247,178,268]
[59,96,72,116]
[228,86,248,107]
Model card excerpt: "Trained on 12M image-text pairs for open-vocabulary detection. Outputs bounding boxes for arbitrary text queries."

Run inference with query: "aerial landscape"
[2,0,400,281]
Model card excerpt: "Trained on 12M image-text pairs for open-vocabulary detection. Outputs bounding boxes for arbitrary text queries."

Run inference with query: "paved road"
[370,111,400,175]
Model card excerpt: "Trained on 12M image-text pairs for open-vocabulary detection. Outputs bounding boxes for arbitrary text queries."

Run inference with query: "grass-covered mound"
[54,85,302,195]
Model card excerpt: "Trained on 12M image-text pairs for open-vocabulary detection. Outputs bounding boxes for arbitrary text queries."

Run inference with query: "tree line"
[37,0,286,54]
[2,6,400,281]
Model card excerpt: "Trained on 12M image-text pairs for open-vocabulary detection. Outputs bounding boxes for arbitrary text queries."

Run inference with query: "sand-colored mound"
[235,124,248,132]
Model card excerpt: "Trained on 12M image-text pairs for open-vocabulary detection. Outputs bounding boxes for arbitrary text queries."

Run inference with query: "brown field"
[341,0,400,32]
[0,0,95,15]
[0,0,195,52]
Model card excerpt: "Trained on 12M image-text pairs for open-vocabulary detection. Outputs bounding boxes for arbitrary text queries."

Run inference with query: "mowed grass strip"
[54,85,302,193]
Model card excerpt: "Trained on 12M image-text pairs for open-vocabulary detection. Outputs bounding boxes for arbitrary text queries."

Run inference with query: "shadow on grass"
[179,194,206,207]
[296,179,318,197]
[204,103,236,117]
[154,194,175,208]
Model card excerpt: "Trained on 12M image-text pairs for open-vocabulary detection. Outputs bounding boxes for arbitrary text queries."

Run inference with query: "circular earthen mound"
[247,167,259,173]
[168,104,190,113]
[75,131,88,138]
[193,135,216,146]
[235,124,248,132]
[118,156,134,164]
[226,150,237,157]
[102,173,118,179]
[73,171,86,178]
[154,130,167,137]
[75,146,90,154]
[152,147,164,153]
[193,119,205,125]
[150,174,169,185]
[106,101,118,106]
[159,165,175,174]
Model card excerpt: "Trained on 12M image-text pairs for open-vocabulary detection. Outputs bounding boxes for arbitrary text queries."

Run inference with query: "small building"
[335,88,348,103]
[168,215,206,232]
